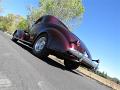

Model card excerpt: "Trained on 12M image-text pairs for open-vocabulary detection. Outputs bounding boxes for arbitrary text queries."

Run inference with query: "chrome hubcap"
[34,37,46,52]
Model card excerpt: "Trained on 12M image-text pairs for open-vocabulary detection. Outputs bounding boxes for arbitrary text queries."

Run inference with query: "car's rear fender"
[47,28,70,52]
[33,28,70,53]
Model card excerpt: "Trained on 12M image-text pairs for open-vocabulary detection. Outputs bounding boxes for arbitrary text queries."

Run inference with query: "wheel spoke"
[34,37,46,52]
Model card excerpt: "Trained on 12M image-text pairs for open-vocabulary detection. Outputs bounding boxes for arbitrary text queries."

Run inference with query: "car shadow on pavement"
[14,41,83,77]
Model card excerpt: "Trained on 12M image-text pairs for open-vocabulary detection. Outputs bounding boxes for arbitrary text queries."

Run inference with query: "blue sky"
[0,0,120,79]
[74,0,120,79]
[0,0,38,16]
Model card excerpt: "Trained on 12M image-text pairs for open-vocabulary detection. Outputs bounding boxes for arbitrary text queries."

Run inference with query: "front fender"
[14,30,25,39]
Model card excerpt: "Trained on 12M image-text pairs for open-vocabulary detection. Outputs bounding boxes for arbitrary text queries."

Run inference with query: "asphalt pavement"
[0,31,112,90]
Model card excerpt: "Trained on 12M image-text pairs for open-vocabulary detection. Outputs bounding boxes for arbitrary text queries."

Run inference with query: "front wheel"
[64,60,80,70]
[32,34,49,59]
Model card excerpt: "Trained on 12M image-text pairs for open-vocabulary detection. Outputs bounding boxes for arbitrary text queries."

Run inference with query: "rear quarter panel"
[33,23,70,53]
[30,15,71,52]
[47,28,69,52]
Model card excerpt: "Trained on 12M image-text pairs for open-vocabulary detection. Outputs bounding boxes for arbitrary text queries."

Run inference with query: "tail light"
[70,40,80,47]
[70,43,75,49]
[77,40,80,46]
[69,40,80,50]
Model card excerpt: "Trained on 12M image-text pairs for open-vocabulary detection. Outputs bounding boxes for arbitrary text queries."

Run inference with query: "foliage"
[17,19,28,30]
[39,0,84,20]
[27,0,84,30]
[111,78,120,84]
[95,71,108,79]
[27,6,40,28]
[0,14,27,33]
[95,71,120,84]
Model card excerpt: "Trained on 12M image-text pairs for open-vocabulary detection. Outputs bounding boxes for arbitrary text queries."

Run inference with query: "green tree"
[0,16,4,30]
[27,0,84,30]
[111,78,120,84]
[17,19,28,30]
[96,71,108,79]
[0,14,25,33]
[2,14,19,32]
[39,0,84,20]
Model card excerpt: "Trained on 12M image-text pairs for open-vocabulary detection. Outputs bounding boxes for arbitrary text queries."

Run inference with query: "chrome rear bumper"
[68,48,99,69]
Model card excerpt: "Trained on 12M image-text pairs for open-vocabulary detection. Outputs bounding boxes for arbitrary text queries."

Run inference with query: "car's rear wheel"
[12,31,18,42]
[64,60,80,70]
[33,34,49,59]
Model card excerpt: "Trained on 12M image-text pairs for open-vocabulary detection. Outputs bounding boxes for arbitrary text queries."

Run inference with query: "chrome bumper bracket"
[68,48,99,69]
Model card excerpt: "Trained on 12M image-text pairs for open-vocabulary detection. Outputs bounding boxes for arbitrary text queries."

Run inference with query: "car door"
[29,23,37,42]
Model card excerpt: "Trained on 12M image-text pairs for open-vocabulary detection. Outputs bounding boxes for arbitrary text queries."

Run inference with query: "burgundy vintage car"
[12,15,99,70]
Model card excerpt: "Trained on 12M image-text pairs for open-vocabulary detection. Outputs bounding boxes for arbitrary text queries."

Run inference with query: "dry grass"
[77,67,120,90]
[49,55,120,90]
